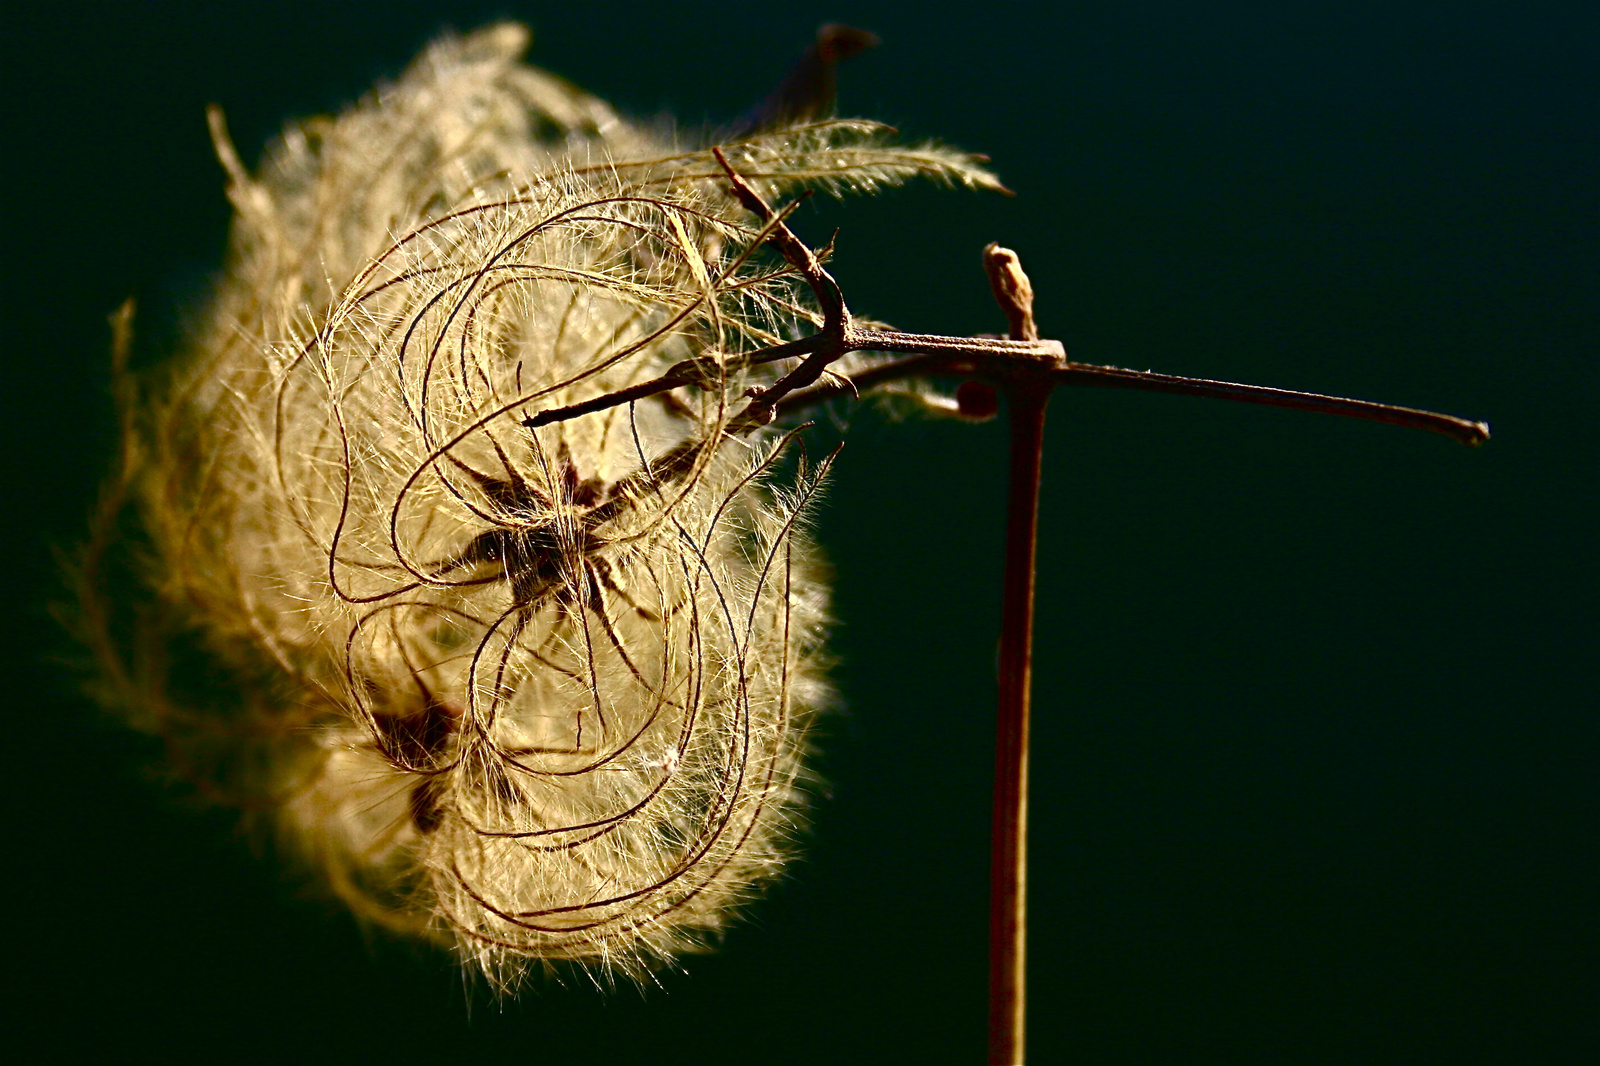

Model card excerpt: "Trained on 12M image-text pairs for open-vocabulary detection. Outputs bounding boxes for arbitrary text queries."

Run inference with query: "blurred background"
[8,2,1594,1062]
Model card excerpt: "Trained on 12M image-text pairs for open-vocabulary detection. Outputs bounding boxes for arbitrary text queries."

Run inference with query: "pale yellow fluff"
[86,23,999,988]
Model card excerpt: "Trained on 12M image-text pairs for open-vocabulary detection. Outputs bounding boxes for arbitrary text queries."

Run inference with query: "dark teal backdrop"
[8,2,1594,1063]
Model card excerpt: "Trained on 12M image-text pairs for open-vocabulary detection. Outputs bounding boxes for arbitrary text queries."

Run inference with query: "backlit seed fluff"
[86,23,1001,987]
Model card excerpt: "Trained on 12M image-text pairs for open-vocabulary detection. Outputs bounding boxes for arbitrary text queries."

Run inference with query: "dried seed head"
[85,23,999,988]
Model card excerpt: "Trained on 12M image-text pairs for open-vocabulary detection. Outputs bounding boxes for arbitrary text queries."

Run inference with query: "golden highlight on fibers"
[78,24,999,987]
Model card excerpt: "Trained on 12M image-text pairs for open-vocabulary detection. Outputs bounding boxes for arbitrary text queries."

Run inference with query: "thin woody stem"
[711,146,853,425]
[523,334,830,430]
[990,377,1047,1066]
[986,244,1048,1066]
[1051,365,1490,444]
[776,352,1490,446]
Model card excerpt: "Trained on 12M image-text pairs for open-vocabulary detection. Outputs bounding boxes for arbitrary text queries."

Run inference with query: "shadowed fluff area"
[82,23,999,988]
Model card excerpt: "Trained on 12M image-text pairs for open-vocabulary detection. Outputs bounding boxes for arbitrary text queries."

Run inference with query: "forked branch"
[522,152,1489,458]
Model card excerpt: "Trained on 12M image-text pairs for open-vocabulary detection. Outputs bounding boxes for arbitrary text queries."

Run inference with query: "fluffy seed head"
[85,23,999,988]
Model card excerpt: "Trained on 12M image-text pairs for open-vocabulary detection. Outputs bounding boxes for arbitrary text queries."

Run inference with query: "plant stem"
[990,377,1051,1066]
[1050,364,1489,445]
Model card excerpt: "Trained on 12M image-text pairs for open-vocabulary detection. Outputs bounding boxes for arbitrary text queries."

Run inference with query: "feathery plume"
[79,23,999,988]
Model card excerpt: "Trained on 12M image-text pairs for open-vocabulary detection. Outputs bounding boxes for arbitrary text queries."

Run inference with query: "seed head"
[82,23,999,988]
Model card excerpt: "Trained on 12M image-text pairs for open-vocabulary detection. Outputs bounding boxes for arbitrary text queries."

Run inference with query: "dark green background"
[8,2,1594,1062]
